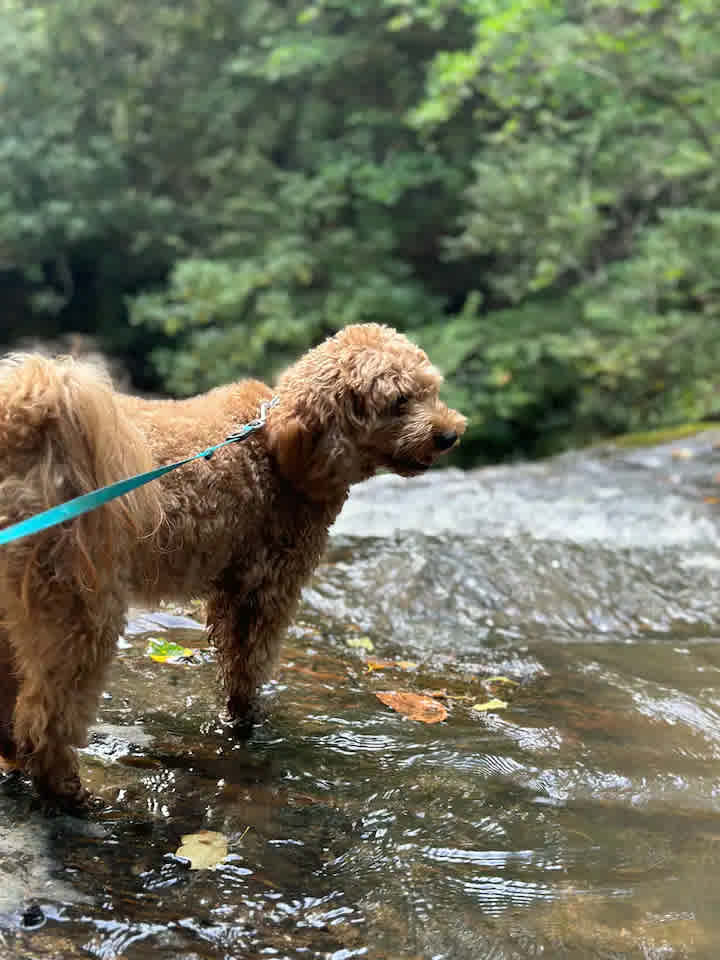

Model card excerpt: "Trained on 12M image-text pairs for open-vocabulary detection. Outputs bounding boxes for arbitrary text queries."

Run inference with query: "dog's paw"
[38,791,105,818]
[225,695,267,739]
[35,778,104,817]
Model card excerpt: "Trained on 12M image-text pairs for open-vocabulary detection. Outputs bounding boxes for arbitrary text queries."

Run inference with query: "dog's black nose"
[434,430,457,451]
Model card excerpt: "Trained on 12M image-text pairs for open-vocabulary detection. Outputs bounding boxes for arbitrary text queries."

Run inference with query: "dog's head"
[267,324,467,501]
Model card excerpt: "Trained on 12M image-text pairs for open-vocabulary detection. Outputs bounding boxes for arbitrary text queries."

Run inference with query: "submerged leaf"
[175,830,229,870]
[366,658,417,672]
[376,691,448,723]
[366,658,395,672]
[346,635,374,651]
[472,698,508,713]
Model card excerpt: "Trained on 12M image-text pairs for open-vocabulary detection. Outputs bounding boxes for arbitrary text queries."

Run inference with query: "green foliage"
[410,0,720,457]
[0,0,719,462]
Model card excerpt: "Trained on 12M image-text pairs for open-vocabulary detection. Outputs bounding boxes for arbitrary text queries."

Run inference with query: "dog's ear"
[267,415,348,502]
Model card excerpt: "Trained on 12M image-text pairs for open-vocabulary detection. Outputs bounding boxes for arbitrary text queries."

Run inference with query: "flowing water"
[3,431,720,959]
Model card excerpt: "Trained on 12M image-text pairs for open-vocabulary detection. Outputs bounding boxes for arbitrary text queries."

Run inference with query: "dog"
[0,323,466,809]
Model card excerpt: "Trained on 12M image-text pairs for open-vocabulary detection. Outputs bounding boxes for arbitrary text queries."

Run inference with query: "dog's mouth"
[387,457,432,477]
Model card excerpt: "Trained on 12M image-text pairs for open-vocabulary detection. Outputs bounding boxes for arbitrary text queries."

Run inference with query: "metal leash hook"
[261,394,281,419]
[224,394,280,442]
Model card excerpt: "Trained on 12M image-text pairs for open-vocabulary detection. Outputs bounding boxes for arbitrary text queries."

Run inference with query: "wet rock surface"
[3,431,720,959]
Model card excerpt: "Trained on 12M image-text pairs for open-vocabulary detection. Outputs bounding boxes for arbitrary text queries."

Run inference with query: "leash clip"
[224,395,280,444]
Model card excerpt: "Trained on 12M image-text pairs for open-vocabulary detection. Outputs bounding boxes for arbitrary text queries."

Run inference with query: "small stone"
[21,903,45,929]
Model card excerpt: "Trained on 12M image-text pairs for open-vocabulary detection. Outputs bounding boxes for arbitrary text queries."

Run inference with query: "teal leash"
[0,396,279,547]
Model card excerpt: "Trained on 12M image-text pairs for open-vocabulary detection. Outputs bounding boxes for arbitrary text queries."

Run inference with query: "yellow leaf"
[346,635,374,651]
[366,658,417,672]
[175,830,228,870]
[485,676,518,686]
[472,698,508,712]
[366,658,395,672]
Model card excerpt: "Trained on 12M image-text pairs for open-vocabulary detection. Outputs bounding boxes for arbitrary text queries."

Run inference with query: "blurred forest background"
[0,0,718,464]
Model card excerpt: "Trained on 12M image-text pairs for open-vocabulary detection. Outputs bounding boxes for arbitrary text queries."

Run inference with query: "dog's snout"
[434,429,458,451]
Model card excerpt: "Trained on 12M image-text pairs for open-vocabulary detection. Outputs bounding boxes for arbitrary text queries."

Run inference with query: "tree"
[409,0,720,453]
[1,0,718,462]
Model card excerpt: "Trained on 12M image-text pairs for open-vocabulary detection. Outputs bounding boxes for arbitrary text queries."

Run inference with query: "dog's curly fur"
[0,323,465,808]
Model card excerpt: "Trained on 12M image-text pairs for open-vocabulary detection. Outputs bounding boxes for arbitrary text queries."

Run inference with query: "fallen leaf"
[704,496,720,505]
[175,830,228,870]
[485,676,518,686]
[472,698,508,713]
[671,447,693,460]
[146,637,202,664]
[366,658,417,672]
[376,691,448,723]
[366,658,395,672]
[346,635,374,652]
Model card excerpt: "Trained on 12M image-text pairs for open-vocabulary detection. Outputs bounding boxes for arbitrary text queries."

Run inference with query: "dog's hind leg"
[0,625,19,765]
[9,598,124,810]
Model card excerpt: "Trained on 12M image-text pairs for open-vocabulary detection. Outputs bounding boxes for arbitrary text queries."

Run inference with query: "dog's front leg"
[207,587,293,736]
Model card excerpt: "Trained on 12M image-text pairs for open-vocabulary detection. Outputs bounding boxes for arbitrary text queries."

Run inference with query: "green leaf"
[146,637,202,664]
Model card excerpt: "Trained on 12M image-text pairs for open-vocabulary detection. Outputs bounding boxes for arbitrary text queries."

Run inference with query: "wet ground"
[3,429,720,958]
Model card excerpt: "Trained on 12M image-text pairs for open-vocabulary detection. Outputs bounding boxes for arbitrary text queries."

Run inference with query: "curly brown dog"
[0,323,466,809]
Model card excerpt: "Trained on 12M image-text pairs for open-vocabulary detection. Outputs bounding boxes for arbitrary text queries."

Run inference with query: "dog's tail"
[0,354,162,618]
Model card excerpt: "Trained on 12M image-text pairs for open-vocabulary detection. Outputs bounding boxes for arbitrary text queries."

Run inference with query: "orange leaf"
[366,658,417,673]
[375,691,448,724]
[704,496,720,504]
[366,658,397,672]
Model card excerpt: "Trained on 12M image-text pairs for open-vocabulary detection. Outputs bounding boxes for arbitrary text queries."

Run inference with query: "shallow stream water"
[3,431,720,959]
